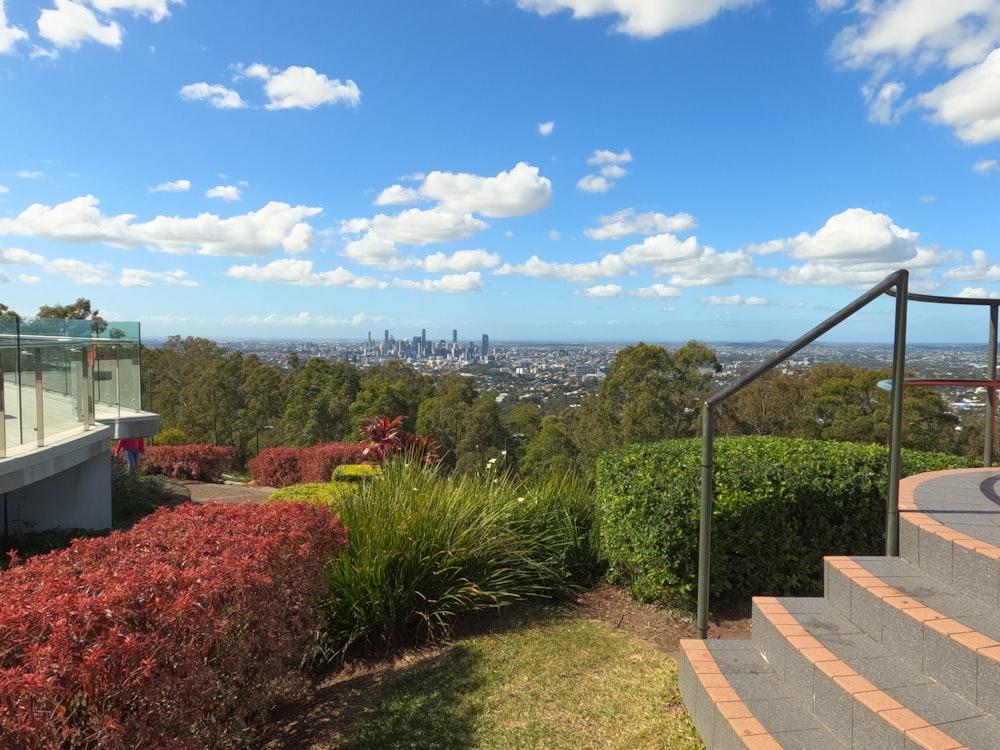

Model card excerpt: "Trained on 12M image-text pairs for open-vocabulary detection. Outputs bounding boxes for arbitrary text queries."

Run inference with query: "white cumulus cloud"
[120,268,198,287]
[90,0,182,22]
[579,149,631,192]
[577,175,611,193]
[343,164,550,270]
[955,286,1000,299]
[394,272,484,293]
[919,49,1000,144]
[516,0,755,38]
[0,0,28,53]
[538,121,555,136]
[418,162,553,218]
[579,284,622,298]
[700,294,768,305]
[226,258,388,289]
[630,283,683,298]
[586,208,697,240]
[375,184,420,206]
[0,195,322,257]
[974,159,999,174]
[826,2,1000,144]
[494,254,631,283]
[942,249,1000,282]
[206,185,242,202]
[242,63,361,110]
[38,0,122,48]
[151,179,191,192]
[180,83,247,109]
[748,208,955,288]
[420,249,500,273]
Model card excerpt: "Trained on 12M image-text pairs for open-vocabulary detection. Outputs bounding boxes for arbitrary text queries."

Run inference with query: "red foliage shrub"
[249,443,370,487]
[299,443,370,483]
[142,444,235,481]
[0,502,347,749]
[247,446,303,488]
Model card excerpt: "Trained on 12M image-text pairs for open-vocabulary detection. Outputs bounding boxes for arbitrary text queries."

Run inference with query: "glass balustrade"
[0,317,145,457]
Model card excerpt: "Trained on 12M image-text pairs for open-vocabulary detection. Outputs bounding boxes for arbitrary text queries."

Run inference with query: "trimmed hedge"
[0,502,347,749]
[331,463,381,482]
[249,443,370,488]
[267,481,361,506]
[141,444,235,481]
[596,436,977,610]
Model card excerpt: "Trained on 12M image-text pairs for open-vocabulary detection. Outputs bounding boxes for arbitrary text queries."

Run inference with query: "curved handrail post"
[697,406,716,639]
[696,269,909,639]
[988,305,998,467]
[885,272,908,557]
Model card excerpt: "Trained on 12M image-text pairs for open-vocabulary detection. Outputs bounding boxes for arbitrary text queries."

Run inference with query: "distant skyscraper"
[384,329,389,346]
[452,329,458,344]
[482,334,489,355]
[421,328,426,345]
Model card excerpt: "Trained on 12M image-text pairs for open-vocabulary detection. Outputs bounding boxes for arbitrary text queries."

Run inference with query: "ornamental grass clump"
[307,461,598,658]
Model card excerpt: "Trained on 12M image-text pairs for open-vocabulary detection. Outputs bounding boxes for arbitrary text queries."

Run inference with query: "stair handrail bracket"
[696,269,909,639]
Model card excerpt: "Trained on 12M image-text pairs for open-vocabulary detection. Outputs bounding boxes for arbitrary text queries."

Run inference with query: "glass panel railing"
[91,340,142,414]
[0,318,145,456]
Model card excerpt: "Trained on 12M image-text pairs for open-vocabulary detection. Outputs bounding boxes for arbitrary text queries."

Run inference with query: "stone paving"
[162,479,275,505]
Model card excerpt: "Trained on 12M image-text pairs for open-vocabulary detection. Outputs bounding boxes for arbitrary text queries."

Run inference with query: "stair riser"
[900,488,1000,610]
[826,560,1000,715]
[752,598,988,749]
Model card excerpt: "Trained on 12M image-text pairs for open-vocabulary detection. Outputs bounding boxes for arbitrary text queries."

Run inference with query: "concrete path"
[161,479,276,505]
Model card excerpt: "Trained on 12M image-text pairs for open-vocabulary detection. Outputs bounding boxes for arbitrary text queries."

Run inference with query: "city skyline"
[2,2,1000,344]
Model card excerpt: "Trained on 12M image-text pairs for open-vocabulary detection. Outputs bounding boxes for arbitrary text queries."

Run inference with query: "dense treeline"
[142,335,973,477]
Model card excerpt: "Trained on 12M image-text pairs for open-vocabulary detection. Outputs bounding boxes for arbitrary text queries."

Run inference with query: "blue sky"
[2,0,1000,344]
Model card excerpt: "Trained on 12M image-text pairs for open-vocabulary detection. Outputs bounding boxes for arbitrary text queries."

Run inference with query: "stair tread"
[680,638,848,750]
[754,596,1000,749]
[847,555,1000,637]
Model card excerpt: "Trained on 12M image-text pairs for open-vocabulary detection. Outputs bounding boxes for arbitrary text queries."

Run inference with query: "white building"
[1,317,159,533]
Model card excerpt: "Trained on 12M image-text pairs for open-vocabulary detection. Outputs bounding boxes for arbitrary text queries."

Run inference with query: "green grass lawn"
[295,608,704,750]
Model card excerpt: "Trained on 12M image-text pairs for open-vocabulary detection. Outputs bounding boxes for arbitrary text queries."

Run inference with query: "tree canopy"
[140,335,967,480]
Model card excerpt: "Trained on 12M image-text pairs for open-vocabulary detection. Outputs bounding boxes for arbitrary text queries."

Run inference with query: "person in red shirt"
[113,437,145,471]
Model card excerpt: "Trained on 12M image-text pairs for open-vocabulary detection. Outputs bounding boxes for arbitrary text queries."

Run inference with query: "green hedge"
[331,463,382,482]
[596,436,977,610]
[267,481,359,505]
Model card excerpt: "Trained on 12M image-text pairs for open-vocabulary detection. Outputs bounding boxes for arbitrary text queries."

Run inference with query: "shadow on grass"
[337,644,485,750]
[257,601,564,750]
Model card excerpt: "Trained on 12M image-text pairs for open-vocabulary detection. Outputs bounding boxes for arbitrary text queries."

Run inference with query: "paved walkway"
[162,479,276,505]
[910,466,1000,547]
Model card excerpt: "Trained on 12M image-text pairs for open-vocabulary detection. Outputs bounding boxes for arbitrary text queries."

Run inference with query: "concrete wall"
[1,426,113,532]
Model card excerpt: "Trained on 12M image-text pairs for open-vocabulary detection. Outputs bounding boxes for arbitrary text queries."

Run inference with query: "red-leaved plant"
[0,502,347,749]
[248,442,371,488]
[141,444,235,481]
[359,416,442,466]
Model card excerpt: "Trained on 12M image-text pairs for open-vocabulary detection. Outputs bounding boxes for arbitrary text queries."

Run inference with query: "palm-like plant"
[360,415,443,466]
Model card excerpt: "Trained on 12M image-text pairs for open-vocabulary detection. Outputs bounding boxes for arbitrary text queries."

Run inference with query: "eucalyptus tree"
[37,297,107,334]
[142,336,229,438]
[349,360,435,435]
[282,358,361,446]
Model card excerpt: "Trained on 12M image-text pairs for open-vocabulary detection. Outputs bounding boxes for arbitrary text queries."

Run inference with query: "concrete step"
[825,555,1000,714]
[679,469,1000,749]
[679,638,847,750]
[898,471,1000,611]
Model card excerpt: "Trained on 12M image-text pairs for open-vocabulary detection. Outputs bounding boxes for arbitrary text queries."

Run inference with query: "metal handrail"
[884,291,1000,467]
[696,269,910,639]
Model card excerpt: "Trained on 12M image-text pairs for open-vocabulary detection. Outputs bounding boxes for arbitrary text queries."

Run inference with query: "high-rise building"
[482,334,489,356]
[452,329,458,344]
